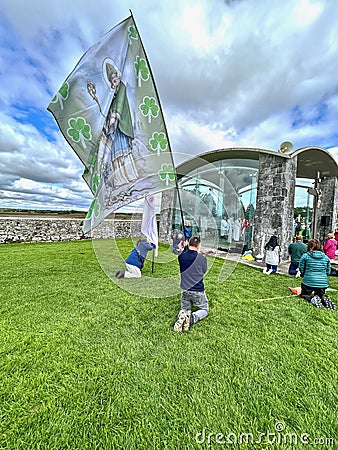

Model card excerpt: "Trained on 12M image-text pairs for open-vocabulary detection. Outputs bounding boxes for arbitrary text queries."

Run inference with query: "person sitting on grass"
[297,238,335,309]
[115,239,156,279]
[174,236,209,332]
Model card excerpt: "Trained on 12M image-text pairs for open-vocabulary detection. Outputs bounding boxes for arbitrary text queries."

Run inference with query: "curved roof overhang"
[292,146,338,178]
[176,146,338,180]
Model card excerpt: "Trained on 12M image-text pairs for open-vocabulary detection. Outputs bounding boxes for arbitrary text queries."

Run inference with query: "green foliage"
[1,240,337,449]
[245,202,255,220]
[294,206,312,222]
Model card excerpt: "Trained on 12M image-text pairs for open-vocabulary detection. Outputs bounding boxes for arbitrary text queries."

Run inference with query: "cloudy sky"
[1,0,338,212]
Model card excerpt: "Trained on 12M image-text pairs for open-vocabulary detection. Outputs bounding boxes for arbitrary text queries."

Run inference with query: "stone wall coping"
[0,217,141,222]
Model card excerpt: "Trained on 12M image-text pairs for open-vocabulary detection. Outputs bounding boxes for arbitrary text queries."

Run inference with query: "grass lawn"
[0,239,337,449]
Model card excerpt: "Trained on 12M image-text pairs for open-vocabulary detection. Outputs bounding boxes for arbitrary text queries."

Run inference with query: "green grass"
[0,239,337,449]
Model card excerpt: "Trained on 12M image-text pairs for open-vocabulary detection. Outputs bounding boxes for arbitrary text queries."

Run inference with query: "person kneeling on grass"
[174,236,209,332]
[115,239,156,279]
[297,238,335,309]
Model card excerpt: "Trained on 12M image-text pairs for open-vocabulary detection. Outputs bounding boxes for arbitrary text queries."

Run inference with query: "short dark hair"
[189,236,201,247]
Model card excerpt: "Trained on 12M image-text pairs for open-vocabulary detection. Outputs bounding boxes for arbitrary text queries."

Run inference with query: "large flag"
[47,14,176,233]
[141,194,158,256]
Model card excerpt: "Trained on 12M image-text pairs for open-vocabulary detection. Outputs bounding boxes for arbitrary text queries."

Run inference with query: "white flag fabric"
[141,194,158,256]
[47,15,175,234]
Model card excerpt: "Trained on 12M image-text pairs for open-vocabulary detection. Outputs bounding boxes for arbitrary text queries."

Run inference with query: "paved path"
[214,249,338,276]
[212,249,292,275]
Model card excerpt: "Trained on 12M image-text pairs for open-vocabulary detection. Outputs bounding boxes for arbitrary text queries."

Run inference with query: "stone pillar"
[159,189,175,242]
[253,153,297,262]
[316,176,338,241]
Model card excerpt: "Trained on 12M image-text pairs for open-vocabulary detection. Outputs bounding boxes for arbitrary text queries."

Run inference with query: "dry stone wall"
[0,217,142,244]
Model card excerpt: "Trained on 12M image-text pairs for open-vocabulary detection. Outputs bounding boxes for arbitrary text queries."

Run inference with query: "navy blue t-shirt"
[178,249,207,292]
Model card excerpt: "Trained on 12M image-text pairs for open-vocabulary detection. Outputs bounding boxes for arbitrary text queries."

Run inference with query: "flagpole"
[176,185,187,240]
[152,248,155,273]
[130,10,187,240]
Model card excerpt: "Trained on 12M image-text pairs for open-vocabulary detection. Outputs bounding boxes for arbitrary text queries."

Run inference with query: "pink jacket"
[323,238,337,259]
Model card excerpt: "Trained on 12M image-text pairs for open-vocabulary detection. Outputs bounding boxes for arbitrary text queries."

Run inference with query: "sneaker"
[310,295,324,308]
[174,310,189,332]
[115,270,125,279]
[182,310,191,331]
[321,294,329,308]
[266,269,273,275]
[263,267,268,274]
[322,295,336,310]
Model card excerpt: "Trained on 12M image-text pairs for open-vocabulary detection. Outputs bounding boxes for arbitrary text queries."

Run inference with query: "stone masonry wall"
[0,217,142,244]
[316,176,338,241]
[253,153,297,262]
[159,189,175,241]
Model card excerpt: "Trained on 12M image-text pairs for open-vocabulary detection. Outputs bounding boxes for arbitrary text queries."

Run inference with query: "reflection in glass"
[174,159,259,251]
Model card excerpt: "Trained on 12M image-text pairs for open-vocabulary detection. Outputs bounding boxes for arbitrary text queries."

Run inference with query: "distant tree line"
[294,206,312,222]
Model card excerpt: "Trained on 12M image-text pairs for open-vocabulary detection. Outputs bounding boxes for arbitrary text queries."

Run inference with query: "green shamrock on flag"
[67,117,92,148]
[92,173,100,194]
[139,96,159,124]
[85,198,100,219]
[51,82,69,110]
[134,56,150,87]
[149,132,168,156]
[158,163,175,186]
[128,25,138,42]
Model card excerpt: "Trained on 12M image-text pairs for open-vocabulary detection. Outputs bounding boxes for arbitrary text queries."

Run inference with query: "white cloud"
[1,0,338,212]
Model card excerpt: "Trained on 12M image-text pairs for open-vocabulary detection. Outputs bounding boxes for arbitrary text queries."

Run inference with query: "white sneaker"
[266,269,273,275]
[263,267,268,274]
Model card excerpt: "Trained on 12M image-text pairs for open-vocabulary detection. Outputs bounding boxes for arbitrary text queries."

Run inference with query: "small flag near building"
[141,194,158,256]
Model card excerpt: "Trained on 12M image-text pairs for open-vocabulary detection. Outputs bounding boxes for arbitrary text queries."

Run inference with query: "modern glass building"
[160,145,338,261]
[173,155,258,250]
